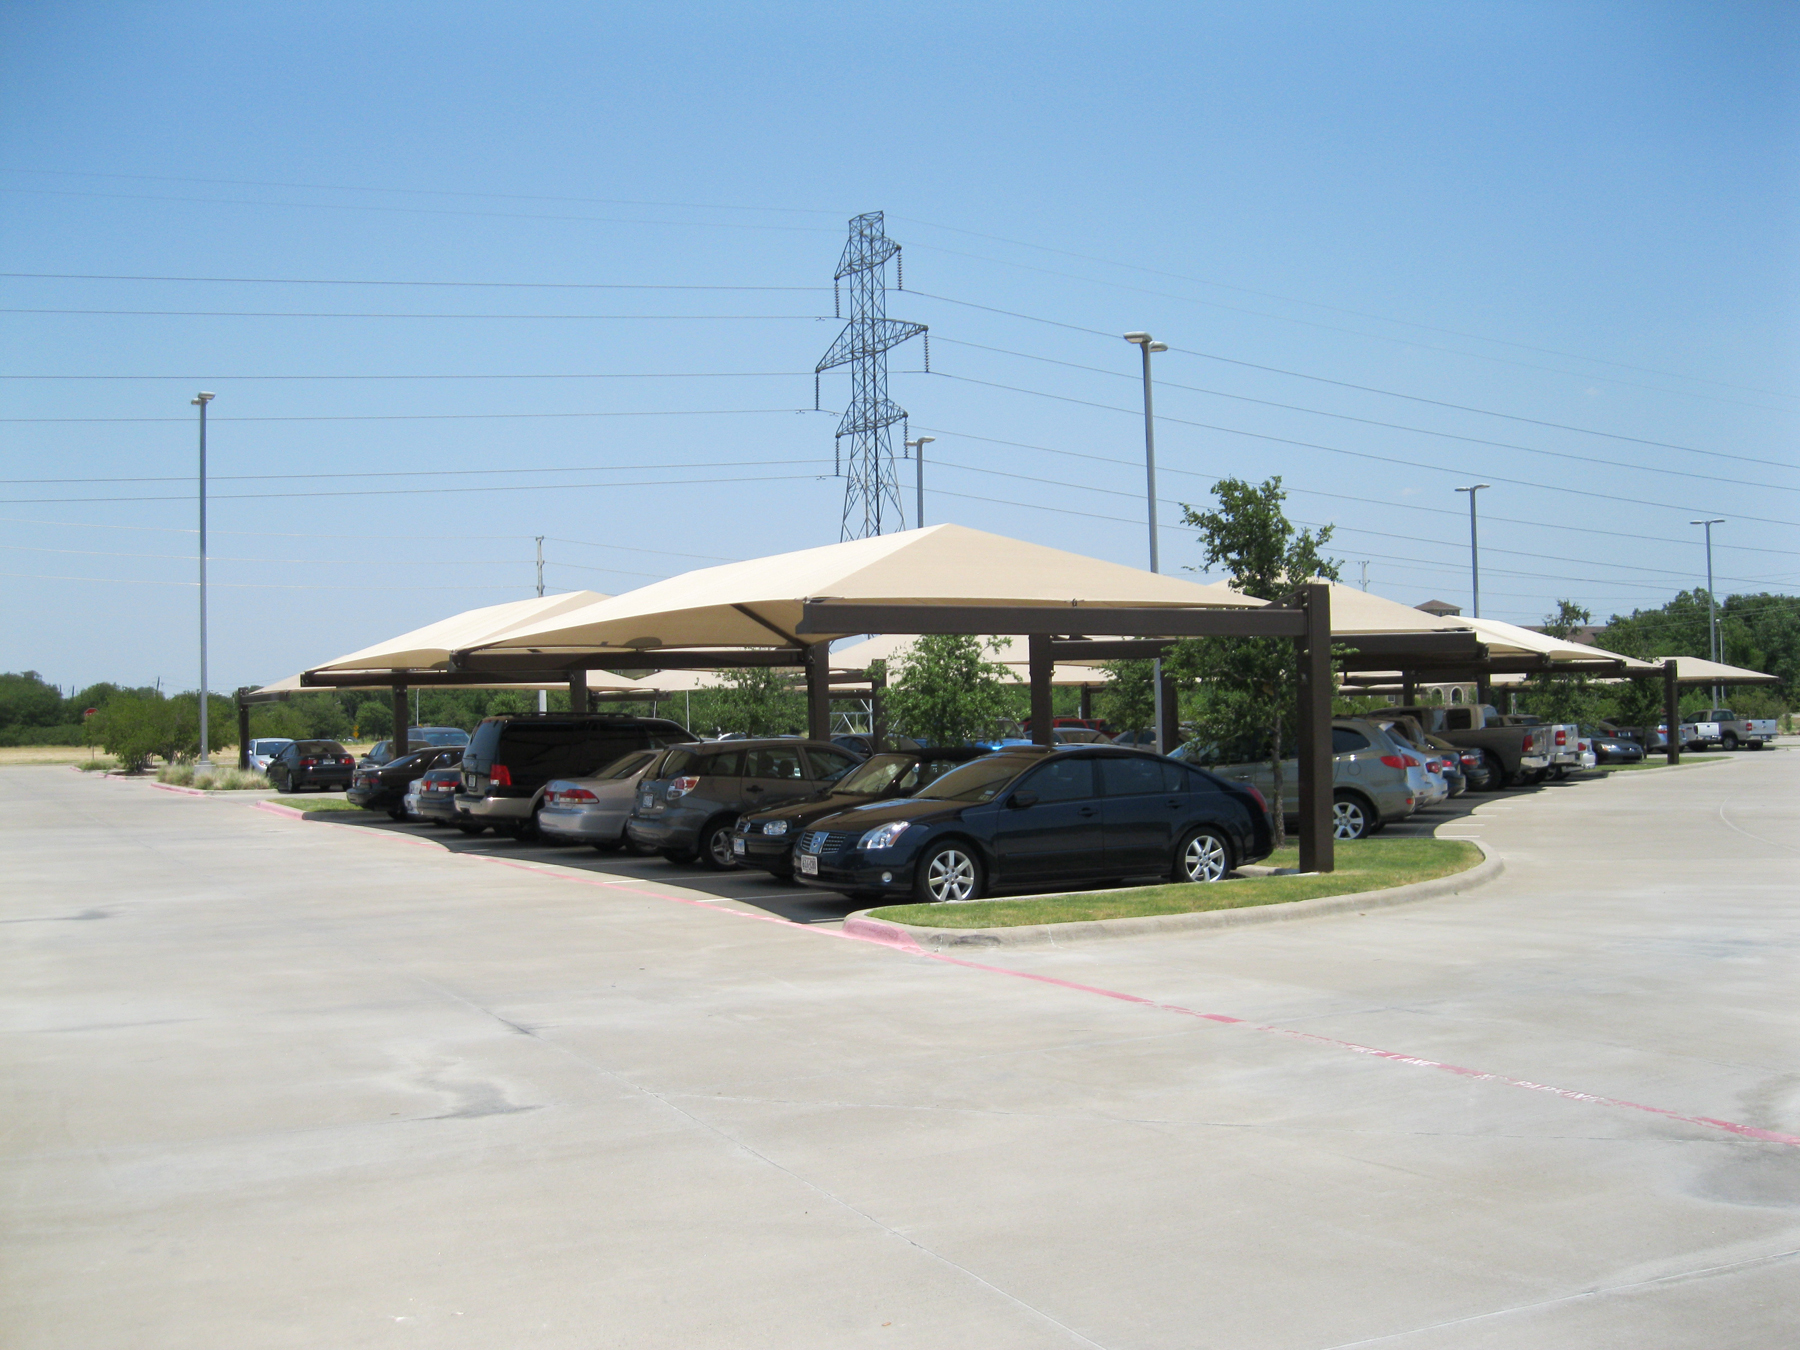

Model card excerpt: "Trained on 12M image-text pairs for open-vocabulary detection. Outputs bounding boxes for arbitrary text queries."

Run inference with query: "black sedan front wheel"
[914,843,983,903]
[1174,827,1232,883]
[275,772,295,795]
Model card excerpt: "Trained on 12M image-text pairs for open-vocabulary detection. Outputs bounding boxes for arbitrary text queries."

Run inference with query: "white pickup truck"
[1682,709,1778,752]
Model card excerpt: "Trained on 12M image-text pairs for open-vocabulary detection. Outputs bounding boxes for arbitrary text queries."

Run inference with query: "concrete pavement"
[3,755,1797,1348]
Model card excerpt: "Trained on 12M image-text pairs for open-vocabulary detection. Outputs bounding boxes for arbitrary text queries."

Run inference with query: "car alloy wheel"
[1177,829,1230,883]
[1332,795,1370,840]
[698,821,739,871]
[920,846,979,903]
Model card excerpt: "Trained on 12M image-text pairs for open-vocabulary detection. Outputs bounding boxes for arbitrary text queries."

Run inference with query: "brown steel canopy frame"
[791,584,1339,875]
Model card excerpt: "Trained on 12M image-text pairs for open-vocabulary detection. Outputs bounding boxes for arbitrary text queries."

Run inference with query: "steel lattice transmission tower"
[815,211,926,539]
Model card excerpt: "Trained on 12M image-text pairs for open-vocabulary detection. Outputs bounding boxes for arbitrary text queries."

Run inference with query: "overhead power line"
[0,270,825,290]
[0,407,820,425]
[919,369,1800,530]
[0,307,832,320]
[911,291,1792,470]
[929,335,1794,492]
[0,471,828,507]
[893,215,1797,403]
[0,456,824,486]
[0,371,810,381]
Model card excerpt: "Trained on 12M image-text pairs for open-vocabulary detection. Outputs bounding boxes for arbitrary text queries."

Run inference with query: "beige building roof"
[468,524,1262,657]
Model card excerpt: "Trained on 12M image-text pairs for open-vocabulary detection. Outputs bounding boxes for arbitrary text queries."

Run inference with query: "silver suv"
[1172,717,1416,839]
[627,739,863,869]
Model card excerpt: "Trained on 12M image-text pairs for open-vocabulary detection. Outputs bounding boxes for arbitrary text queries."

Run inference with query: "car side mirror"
[1007,790,1039,808]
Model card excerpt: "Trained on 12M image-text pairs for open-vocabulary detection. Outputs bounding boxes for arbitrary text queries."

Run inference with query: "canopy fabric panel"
[1652,655,1779,684]
[1311,582,1474,636]
[466,525,1262,658]
[1460,616,1656,667]
[312,590,610,674]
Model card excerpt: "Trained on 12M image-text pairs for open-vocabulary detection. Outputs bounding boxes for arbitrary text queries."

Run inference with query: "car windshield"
[835,754,916,795]
[915,756,1029,803]
[252,739,290,754]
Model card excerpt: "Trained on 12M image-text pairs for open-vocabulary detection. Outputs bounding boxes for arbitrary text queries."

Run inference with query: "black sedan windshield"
[915,756,1028,803]
[834,753,917,795]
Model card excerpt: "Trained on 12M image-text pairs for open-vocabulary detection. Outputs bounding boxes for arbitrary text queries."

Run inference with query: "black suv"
[455,714,693,839]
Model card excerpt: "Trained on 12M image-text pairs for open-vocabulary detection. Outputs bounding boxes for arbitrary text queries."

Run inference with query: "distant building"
[1416,599,1463,617]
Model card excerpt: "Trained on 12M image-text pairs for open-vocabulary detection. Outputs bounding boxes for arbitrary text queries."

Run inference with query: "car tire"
[696,818,740,871]
[455,821,484,835]
[276,774,295,795]
[660,848,696,865]
[387,806,407,821]
[913,841,983,903]
[1722,732,1739,751]
[1331,791,1374,840]
[511,810,541,843]
[1172,827,1232,883]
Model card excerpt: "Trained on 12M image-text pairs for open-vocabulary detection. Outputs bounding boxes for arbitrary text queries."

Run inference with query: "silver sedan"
[539,749,666,851]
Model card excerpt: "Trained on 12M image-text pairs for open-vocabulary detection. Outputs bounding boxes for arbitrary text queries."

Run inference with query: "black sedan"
[793,745,1273,905]
[267,740,357,794]
[1583,725,1646,765]
[347,745,465,818]
[731,748,990,879]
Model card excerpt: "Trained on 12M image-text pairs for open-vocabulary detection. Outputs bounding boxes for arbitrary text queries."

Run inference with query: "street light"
[1454,484,1490,618]
[192,392,216,772]
[1691,517,1725,703]
[904,435,935,527]
[1124,332,1169,750]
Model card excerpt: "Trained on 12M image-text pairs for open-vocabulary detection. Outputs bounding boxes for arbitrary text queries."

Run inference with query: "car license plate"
[732,837,745,855]
[799,854,817,875]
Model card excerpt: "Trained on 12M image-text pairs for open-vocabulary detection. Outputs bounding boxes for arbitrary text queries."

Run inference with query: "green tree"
[885,635,1018,747]
[1519,600,1598,725]
[1166,476,1340,847]
[353,700,394,739]
[710,667,804,738]
[1096,658,1157,734]
[0,671,65,728]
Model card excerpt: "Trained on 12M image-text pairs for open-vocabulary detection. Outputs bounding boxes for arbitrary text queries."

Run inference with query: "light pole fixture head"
[1455,483,1491,494]
[1123,332,1152,344]
[1689,517,1725,526]
[905,435,935,448]
[1147,341,1168,353]
[192,392,215,406]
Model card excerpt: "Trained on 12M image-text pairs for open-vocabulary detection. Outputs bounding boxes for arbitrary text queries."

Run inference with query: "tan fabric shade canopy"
[1459,616,1655,667]
[311,590,610,675]
[462,524,1261,659]
[1312,582,1472,636]
[1487,653,1779,687]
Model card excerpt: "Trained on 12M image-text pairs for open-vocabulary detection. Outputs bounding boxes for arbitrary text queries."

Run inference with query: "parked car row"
[332,712,1278,903]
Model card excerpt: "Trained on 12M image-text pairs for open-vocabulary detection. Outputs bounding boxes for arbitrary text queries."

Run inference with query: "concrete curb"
[841,840,1501,951]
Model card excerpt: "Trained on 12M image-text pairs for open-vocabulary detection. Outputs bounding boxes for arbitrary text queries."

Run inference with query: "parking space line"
[254,801,1800,1149]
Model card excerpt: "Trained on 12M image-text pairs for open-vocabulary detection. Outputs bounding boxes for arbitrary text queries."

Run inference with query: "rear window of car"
[252,739,291,754]
[1099,755,1162,797]
[295,741,346,756]
[595,750,659,780]
[411,728,469,747]
[747,746,803,780]
[1332,728,1371,753]
[804,747,860,782]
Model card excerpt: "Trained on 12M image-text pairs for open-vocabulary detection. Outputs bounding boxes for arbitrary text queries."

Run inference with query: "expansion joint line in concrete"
[251,800,1800,1151]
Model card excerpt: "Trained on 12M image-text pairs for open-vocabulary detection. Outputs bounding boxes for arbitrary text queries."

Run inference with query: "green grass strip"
[281,797,367,813]
[868,838,1482,929]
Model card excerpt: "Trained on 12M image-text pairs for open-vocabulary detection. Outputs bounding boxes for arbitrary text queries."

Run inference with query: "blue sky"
[2,1,1795,692]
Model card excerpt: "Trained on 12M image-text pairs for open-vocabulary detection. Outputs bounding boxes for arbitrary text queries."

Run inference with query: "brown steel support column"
[236,693,251,769]
[804,642,831,741]
[568,669,588,715]
[1663,660,1680,765]
[1402,672,1417,707]
[391,686,409,756]
[1078,684,1092,720]
[1476,675,1492,710]
[1159,668,1181,752]
[1295,582,1334,875]
[1028,634,1054,746]
[871,668,888,750]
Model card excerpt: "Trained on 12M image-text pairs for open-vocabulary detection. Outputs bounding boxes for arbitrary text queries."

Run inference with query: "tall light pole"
[1454,484,1490,618]
[536,535,548,713]
[904,436,934,527]
[1691,517,1725,704]
[192,393,216,772]
[1124,332,1169,749]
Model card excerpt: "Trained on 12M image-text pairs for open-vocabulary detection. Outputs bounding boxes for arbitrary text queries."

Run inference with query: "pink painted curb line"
[255,802,1800,1149]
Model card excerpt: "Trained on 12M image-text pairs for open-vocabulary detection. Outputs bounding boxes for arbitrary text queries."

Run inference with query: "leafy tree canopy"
[886,635,1018,747]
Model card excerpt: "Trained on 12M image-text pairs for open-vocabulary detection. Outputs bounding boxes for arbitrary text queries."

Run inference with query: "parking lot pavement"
[3,756,1797,1349]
